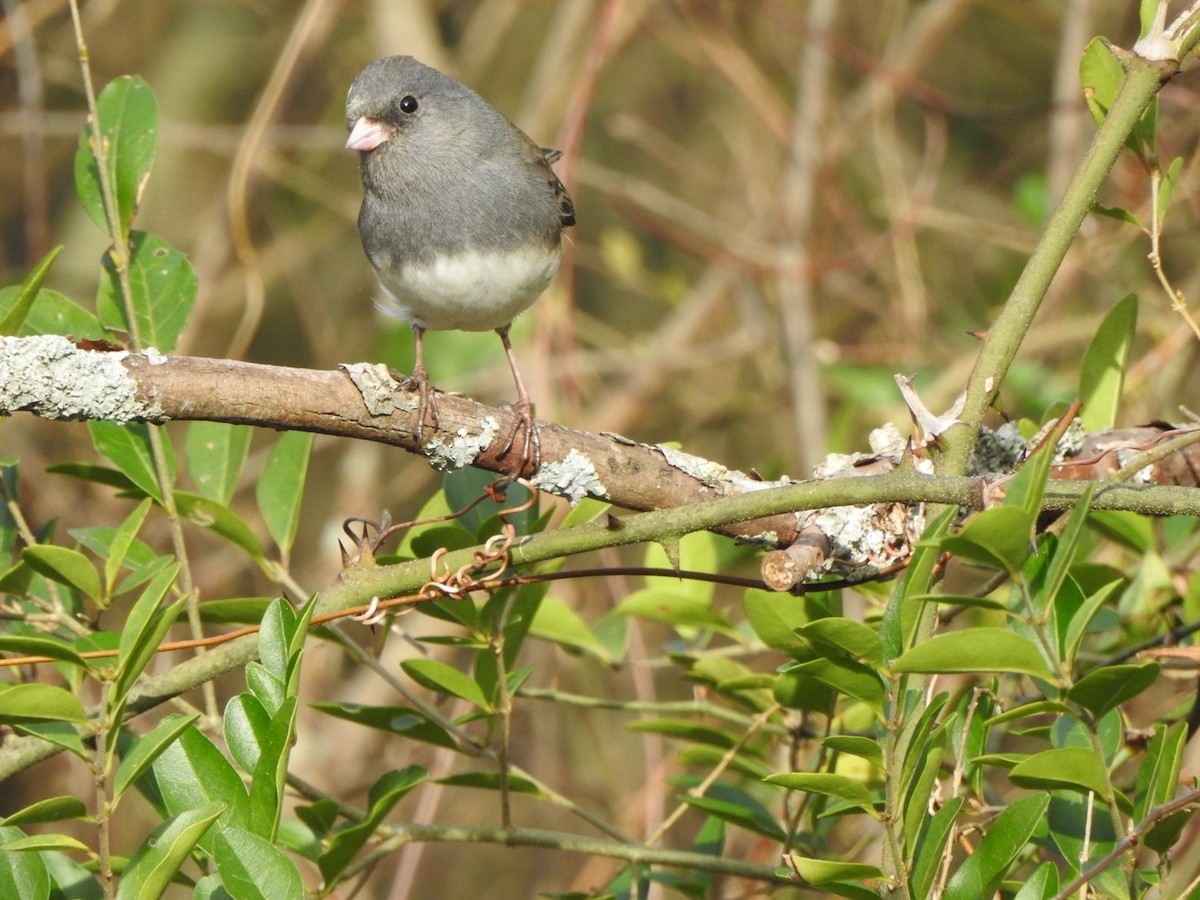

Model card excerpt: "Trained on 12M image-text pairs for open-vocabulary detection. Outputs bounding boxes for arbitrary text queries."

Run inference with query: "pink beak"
[346,117,391,152]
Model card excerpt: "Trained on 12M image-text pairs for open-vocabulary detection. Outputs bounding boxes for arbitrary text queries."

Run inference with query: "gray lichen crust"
[532,447,608,504]
[0,335,162,422]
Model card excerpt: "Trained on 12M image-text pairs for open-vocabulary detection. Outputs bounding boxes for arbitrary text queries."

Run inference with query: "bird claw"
[497,400,540,476]
[400,366,438,445]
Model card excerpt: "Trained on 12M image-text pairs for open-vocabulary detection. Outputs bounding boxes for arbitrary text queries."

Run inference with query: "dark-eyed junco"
[345,55,575,473]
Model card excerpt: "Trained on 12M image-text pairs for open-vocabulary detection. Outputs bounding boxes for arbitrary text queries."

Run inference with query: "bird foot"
[497,399,540,477]
[394,366,438,444]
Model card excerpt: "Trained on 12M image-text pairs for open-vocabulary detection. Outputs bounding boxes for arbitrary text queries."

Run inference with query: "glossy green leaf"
[1136,722,1187,821]
[175,491,264,562]
[786,855,883,887]
[97,231,197,352]
[103,498,153,597]
[185,422,251,505]
[310,702,459,751]
[795,618,883,667]
[247,697,297,841]
[114,713,200,804]
[0,833,91,854]
[0,683,87,725]
[196,597,276,624]
[12,721,88,758]
[21,545,101,600]
[224,694,271,775]
[1067,662,1160,719]
[941,507,1034,574]
[89,421,171,503]
[401,658,492,711]
[115,803,224,900]
[890,628,1055,681]
[0,246,64,336]
[910,796,965,898]
[676,781,787,843]
[111,564,182,709]
[742,588,810,657]
[822,735,883,769]
[882,507,957,657]
[212,826,304,900]
[74,76,158,237]
[0,795,88,828]
[1012,861,1059,900]
[1063,579,1121,668]
[783,657,886,715]
[943,793,1050,900]
[152,726,249,850]
[764,773,876,815]
[435,771,541,794]
[1010,748,1110,796]
[0,635,89,670]
[1080,293,1137,431]
[255,430,313,557]
[317,766,426,886]
[0,827,51,900]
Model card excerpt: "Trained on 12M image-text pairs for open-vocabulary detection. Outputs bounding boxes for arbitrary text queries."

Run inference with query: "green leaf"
[435,771,541,794]
[12,721,88,758]
[910,796,965,898]
[212,826,304,900]
[944,793,1050,900]
[0,796,89,828]
[310,702,459,751]
[795,618,883,667]
[174,492,265,562]
[529,596,613,662]
[1010,747,1110,796]
[625,718,738,749]
[114,713,200,804]
[401,658,492,711]
[616,589,734,633]
[941,507,1034,574]
[822,735,884,769]
[255,431,313,557]
[675,781,787,843]
[742,588,810,657]
[1067,662,1160,719]
[0,683,87,725]
[786,855,883,887]
[317,766,426,886]
[185,422,251,505]
[111,564,182,710]
[1080,37,1125,125]
[22,545,102,601]
[783,657,887,715]
[152,726,249,851]
[0,246,64,336]
[247,697,298,841]
[764,773,876,815]
[890,628,1056,681]
[104,497,153,598]
[0,826,50,900]
[89,421,172,503]
[1012,862,1059,900]
[74,75,158,239]
[0,834,91,854]
[1063,579,1122,668]
[1079,293,1137,431]
[1157,156,1184,227]
[115,803,224,900]
[97,231,197,352]
[0,635,89,670]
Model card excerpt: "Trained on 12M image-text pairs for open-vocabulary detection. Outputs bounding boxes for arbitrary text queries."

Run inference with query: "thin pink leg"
[496,325,539,474]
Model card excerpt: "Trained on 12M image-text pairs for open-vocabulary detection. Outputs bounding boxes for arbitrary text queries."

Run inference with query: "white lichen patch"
[656,444,730,488]
[340,363,413,416]
[0,335,159,422]
[425,416,500,471]
[532,447,608,504]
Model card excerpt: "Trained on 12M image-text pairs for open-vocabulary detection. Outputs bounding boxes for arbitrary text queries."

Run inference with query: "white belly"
[374,244,561,331]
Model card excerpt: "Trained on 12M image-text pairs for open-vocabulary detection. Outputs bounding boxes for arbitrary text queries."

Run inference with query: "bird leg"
[404,323,437,444]
[496,325,540,475]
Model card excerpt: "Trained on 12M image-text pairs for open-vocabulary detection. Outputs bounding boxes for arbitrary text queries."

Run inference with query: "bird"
[345,55,575,475]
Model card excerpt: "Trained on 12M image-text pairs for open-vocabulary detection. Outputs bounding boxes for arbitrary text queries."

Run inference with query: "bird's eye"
[399,95,419,114]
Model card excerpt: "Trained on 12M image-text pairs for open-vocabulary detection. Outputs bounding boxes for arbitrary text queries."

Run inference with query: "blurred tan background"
[4,1,1200,896]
